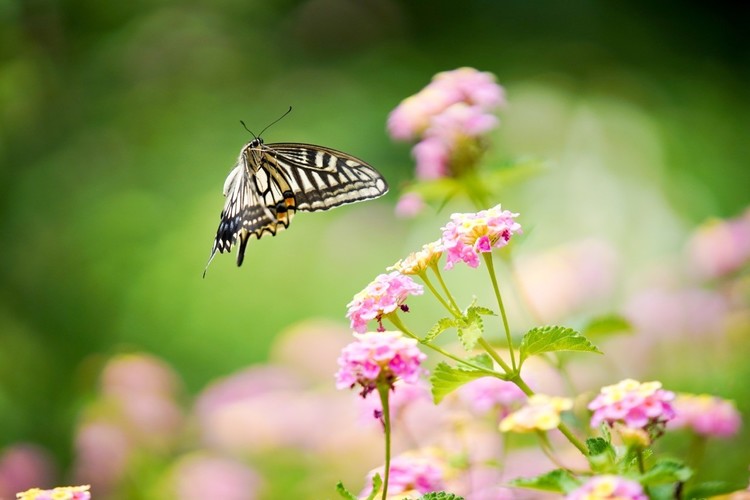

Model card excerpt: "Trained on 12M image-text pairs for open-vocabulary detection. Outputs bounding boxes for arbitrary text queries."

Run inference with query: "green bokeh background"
[1,0,749,493]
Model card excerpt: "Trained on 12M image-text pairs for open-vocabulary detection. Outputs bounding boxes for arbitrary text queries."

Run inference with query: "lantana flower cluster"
[588,379,675,432]
[387,67,505,181]
[459,376,527,417]
[360,454,446,498]
[16,485,91,500]
[346,272,424,333]
[669,393,742,438]
[441,205,521,269]
[335,331,426,397]
[498,394,573,433]
[565,475,647,500]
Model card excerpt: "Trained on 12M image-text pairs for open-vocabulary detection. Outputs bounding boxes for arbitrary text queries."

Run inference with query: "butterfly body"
[205,137,388,273]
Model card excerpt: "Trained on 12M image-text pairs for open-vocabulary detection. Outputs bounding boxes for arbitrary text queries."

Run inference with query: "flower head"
[459,376,527,417]
[588,379,675,433]
[388,240,444,276]
[346,272,424,333]
[499,394,572,433]
[687,207,750,280]
[669,393,742,438]
[394,192,427,218]
[360,453,445,498]
[16,485,91,500]
[440,204,521,269]
[566,475,647,500]
[335,331,426,397]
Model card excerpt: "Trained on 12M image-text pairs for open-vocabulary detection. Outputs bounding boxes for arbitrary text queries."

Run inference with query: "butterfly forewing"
[205,139,388,274]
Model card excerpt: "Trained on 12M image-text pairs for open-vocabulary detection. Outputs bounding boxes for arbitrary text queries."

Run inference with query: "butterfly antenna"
[239,120,258,141]
[257,106,293,138]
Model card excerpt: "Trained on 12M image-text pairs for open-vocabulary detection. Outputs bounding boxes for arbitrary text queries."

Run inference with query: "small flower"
[669,393,742,438]
[440,204,521,269]
[360,453,446,498]
[335,331,426,397]
[588,379,675,433]
[499,394,572,433]
[388,240,444,276]
[346,272,424,333]
[395,192,427,218]
[16,485,91,500]
[458,376,527,417]
[412,137,451,180]
[566,475,647,500]
[687,207,750,280]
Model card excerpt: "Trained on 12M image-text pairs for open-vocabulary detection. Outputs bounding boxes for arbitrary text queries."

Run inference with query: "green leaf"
[457,310,483,351]
[424,317,457,343]
[335,481,358,500]
[685,481,749,500]
[466,304,496,316]
[582,314,632,337]
[509,469,580,494]
[519,326,602,366]
[430,361,499,404]
[418,492,465,500]
[467,353,494,370]
[638,459,693,485]
[364,474,383,500]
[585,437,616,472]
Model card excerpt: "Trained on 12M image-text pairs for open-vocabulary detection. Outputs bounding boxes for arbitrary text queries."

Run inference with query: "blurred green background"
[1,0,749,496]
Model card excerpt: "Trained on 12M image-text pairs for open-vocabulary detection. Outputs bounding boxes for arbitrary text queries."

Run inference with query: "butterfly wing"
[205,141,388,275]
[265,143,389,211]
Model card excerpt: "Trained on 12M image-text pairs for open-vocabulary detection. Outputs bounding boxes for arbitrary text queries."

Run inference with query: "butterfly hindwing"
[205,138,388,274]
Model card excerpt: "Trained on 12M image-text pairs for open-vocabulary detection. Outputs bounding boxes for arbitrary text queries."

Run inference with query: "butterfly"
[204,123,389,276]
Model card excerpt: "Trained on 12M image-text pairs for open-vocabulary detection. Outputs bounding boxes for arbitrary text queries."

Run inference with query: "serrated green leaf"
[638,459,693,485]
[424,317,457,343]
[457,313,483,351]
[582,314,632,337]
[418,492,465,500]
[509,469,580,493]
[519,326,602,366]
[430,362,498,404]
[585,437,616,472]
[335,481,358,500]
[685,481,748,500]
[466,304,496,316]
[467,353,494,370]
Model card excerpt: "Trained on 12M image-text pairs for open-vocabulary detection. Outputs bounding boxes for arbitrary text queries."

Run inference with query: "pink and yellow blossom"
[360,453,446,499]
[440,204,521,269]
[16,485,91,500]
[335,331,427,397]
[388,240,444,276]
[498,394,572,433]
[669,393,742,438]
[566,475,647,500]
[346,272,424,333]
[588,379,675,431]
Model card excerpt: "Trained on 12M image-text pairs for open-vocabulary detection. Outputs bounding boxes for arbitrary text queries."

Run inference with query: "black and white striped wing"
[266,143,389,211]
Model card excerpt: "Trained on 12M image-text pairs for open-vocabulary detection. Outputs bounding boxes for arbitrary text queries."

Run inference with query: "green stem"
[377,383,392,500]
[429,263,462,314]
[387,314,495,374]
[419,271,460,317]
[636,447,646,474]
[536,431,568,469]
[477,338,513,374]
[482,253,516,371]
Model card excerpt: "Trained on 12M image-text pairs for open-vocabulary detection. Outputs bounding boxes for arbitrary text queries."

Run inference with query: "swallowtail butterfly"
[204,120,388,275]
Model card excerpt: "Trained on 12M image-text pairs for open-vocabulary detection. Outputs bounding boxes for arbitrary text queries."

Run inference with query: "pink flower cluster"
[16,485,91,500]
[346,272,424,333]
[441,204,521,269]
[687,207,750,279]
[669,394,742,438]
[335,331,426,397]
[388,67,505,181]
[566,475,647,500]
[361,454,445,498]
[588,379,676,431]
[459,376,527,417]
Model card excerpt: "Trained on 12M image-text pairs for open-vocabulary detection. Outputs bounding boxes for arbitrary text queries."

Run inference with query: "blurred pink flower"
[566,475,646,500]
[458,376,526,417]
[515,239,618,322]
[346,272,424,333]
[171,453,261,500]
[431,67,506,109]
[395,192,427,218]
[360,453,446,498]
[412,137,450,180]
[358,379,431,423]
[440,204,521,269]
[100,353,181,399]
[499,395,572,433]
[73,421,131,495]
[336,331,426,396]
[0,444,56,499]
[687,208,750,280]
[669,393,742,438]
[16,485,90,500]
[588,379,675,433]
[426,103,498,143]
